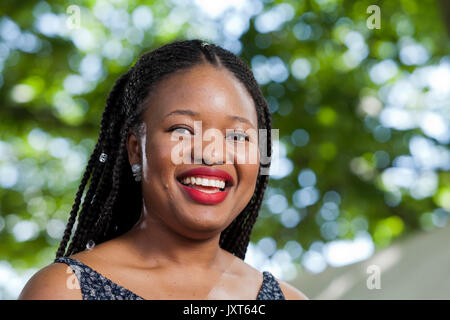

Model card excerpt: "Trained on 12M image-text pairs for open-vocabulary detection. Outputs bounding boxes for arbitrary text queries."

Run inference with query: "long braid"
[56,39,272,261]
[65,114,117,254]
[56,72,131,258]
[55,143,100,258]
[68,72,133,254]
[91,118,133,242]
[235,174,270,258]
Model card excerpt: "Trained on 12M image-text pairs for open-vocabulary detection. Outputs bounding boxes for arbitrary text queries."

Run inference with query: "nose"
[192,129,229,166]
[194,139,228,166]
[201,148,225,165]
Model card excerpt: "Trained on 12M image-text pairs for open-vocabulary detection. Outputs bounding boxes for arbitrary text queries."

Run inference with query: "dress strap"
[54,256,85,269]
[53,256,93,299]
[53,256,144,300]
[256,271,286,300]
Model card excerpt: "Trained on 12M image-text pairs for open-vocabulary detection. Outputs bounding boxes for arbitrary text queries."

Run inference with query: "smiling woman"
[18,39,308,300]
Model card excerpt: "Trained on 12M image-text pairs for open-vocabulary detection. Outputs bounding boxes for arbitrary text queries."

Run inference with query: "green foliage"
[0,0,449,280]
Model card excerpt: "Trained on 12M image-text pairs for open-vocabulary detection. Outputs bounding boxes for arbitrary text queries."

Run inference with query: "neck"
[121,205,230,271]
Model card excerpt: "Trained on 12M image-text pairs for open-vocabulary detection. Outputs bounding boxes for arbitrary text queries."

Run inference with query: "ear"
[126,129,142,166]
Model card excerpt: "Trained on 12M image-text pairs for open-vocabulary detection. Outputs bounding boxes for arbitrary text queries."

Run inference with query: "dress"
[53,256,286,300]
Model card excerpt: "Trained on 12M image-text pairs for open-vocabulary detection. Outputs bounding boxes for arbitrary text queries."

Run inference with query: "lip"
[176,167,235,205]
[177,182,230,205]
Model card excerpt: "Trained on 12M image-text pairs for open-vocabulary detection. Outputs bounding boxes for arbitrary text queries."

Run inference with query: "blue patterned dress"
[54,256,286,300]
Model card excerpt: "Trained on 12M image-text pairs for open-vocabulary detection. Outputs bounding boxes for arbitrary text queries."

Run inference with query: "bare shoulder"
[19,239,129,300]
[275,278,309,300]
[18,261,82,300]
[234,256,309,300]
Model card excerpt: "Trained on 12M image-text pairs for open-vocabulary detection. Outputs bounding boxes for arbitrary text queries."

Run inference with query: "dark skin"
[18,63,308,300]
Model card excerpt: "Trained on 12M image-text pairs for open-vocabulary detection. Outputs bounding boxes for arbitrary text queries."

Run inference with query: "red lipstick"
[176,167,234,205]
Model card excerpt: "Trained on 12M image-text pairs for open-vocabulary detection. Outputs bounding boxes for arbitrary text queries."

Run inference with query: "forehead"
[142,64,258,128]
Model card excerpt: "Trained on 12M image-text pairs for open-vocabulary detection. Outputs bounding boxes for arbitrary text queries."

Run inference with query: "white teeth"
[180,176,227,189]
[193,188,218,194]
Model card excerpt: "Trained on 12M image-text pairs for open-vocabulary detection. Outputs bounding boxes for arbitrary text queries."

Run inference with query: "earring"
[99,152,108,163]
[131,164,142,182]
[86,239,95,250]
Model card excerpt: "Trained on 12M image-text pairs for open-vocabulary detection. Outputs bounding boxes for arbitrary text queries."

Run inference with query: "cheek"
[142,137,177,186]
[140,139,179,212]
[235,141,260,192]
[237,163,260,200]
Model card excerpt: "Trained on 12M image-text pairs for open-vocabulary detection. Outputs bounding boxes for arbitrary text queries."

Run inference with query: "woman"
[19,39,308,300]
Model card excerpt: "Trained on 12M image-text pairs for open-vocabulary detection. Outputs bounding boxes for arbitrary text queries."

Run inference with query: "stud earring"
[131,163,142,182]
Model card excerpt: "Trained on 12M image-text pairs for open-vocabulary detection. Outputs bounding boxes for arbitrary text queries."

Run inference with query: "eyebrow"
[164,109,256,128]
[164,109,199,118]
[227,115,255,128]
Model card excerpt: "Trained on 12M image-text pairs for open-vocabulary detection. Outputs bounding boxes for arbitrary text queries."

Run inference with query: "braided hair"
[55,39,272,260]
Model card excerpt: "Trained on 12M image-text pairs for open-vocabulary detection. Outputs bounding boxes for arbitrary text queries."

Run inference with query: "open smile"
[176,167,234,205]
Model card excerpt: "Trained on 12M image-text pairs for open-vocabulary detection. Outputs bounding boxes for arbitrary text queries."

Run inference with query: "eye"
[227,131,249,142]
[169,126,193,135]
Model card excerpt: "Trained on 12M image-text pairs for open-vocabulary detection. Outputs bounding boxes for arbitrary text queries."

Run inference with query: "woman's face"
[127,63,260,240]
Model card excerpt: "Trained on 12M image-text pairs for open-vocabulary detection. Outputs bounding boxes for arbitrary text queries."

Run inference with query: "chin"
[175,209,229,236]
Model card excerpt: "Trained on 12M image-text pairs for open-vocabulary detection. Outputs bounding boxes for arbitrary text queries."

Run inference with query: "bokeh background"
[1,0,449,299]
